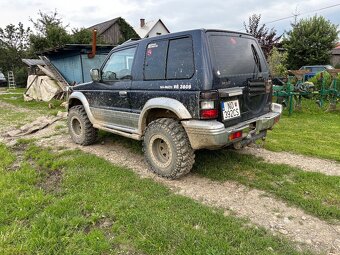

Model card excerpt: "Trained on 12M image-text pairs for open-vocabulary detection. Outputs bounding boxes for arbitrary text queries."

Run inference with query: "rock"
[278,229,289,235]
[301,216,307,220]
[7,130,22,137]
[60,101,68,108]
[267,247,274,252]
[283,217,290,224]
[6,140,17,147]
[305,239,312,245]
[57,111,68,119]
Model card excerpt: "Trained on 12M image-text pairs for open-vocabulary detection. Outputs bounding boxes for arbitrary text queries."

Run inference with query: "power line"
[238,3,340,31]
[265,3,340,25]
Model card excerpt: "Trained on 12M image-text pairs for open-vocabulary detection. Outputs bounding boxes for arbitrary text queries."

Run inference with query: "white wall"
[147,22,169,37]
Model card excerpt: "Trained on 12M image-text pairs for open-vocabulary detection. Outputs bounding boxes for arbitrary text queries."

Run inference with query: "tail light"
[229,131,242,141]
[200,91,218,119]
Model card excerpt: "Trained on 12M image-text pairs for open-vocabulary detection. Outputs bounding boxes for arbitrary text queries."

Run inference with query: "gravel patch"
[240,146,340,176]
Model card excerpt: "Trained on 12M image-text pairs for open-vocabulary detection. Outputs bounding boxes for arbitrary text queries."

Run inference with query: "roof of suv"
[116,29,252,49]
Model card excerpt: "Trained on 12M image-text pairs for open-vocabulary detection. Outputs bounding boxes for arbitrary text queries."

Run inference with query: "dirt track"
[1,115,340,254]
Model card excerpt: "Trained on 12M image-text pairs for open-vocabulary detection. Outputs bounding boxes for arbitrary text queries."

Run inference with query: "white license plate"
[222,100,241,120]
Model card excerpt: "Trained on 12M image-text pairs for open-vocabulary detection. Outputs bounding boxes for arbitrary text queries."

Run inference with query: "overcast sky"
[0,0,339,37]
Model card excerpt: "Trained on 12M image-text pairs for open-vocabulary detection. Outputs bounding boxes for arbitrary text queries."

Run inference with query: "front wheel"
[68,105,98,145]
[143,118,195,179]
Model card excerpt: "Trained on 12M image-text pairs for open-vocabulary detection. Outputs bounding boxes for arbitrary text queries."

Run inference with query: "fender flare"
[68,91,96,124]
[138,97,192,134]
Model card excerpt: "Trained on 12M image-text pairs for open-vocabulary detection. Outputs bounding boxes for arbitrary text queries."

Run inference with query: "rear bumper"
[182,103,282,150]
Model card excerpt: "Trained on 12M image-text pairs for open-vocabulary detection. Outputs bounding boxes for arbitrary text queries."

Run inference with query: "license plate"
[222,100,241,120]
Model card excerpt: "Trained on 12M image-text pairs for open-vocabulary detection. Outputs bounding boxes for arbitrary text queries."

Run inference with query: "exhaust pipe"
[88,29,97,58]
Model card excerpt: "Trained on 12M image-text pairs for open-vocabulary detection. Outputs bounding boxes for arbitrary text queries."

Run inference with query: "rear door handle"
[119,91,127,97]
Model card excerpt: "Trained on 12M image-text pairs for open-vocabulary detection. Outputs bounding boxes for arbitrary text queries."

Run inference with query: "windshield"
[0,72,5,79]
[208,33,268,80]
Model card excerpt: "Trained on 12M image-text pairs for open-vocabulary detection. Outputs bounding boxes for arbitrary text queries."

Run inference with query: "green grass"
[0,143,311,255]
[266,99,340,161]
[193,149,340,222]
[0,93,65,115]
[0,92,66,129]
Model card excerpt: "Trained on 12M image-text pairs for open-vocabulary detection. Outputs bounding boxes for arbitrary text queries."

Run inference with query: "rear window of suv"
[208,33,268,79]
[144,37,194,80]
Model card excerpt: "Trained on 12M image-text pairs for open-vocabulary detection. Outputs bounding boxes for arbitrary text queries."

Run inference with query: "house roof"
[88,18,119,36]
[335,42,340,49]
[134,19,170,38]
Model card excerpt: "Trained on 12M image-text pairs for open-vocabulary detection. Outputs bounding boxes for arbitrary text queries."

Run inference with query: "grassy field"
[0,142,311,255]
[265,98,340,161]
[0,89,65,128]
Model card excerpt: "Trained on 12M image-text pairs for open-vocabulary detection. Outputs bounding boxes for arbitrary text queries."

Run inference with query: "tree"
[283,15,338,70]
[0,23,31,85]
[29,10,72,53]
[267,47,288,77]
[244,14,282,58]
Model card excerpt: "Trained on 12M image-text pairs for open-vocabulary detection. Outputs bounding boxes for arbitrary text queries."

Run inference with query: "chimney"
[140,18,145,28]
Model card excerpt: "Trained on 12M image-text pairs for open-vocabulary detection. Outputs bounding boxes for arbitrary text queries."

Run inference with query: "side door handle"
[119,91,127,97]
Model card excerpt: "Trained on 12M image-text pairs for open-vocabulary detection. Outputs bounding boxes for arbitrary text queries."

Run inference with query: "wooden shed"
[88,17,140,45]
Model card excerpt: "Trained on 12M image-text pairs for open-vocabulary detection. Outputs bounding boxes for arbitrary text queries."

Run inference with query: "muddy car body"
[68,29,282,179]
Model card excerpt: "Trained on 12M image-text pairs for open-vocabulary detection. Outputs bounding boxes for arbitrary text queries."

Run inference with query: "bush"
[309,71,340,90]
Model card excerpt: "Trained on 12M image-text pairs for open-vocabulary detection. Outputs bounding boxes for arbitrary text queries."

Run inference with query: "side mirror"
[90,69,101,82]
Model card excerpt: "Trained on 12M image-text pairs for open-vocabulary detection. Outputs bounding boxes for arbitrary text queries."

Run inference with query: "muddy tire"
[68,105,98,145]
[143,118,195,179]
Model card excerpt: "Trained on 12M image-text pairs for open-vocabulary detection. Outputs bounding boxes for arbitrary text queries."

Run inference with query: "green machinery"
[273,70,314,115]
[273,69,340,115]
[317,69,340,110]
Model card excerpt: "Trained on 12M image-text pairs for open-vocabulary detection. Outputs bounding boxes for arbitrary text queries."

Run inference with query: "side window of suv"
[102,47,136,82]
[144,40,168,80]
[167,37,194,79]
[144,37,194,80]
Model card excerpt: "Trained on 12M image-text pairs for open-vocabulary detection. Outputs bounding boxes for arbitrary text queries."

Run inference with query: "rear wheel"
[143,118,195,179]
[68,105,98,145]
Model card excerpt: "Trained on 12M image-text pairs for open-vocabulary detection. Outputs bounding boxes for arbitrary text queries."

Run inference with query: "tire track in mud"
[1,118,339,254]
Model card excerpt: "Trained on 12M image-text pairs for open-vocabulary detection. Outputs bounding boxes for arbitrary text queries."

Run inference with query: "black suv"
[67,29,282,179]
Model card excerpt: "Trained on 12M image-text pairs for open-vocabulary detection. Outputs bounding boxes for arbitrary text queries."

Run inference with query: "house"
[330,42,340,68]
[134,19,170,38]
[88,17,140,45]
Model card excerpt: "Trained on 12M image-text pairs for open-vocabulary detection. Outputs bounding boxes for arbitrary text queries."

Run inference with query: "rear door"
[207,32,271,127]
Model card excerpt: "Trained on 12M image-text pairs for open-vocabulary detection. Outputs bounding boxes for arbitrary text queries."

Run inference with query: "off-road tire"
[143,118,195,179]
[68,105,98,145]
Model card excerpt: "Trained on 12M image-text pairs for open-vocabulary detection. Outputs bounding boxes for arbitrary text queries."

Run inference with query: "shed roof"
[38,44,114,56]
[88,18,119,36]
[22,59,45,66]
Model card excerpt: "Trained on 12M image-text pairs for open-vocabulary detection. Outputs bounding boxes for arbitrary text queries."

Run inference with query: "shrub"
[309,71,340,90]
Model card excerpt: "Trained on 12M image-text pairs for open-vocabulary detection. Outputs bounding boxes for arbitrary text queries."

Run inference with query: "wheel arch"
[68,92,96,124]
[138,97,192,135]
